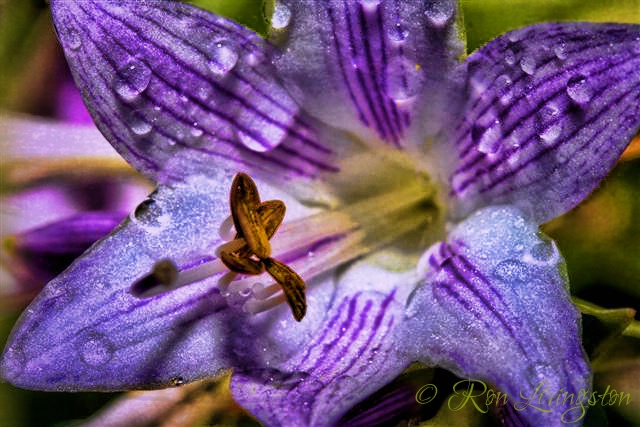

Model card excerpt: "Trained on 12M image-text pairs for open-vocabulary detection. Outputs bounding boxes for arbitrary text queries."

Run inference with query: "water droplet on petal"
[527,362,556,384]
[132,198,163,226]
[66,27,82,51]
[271,2,292,29]
[495,74,513,105]
[389,23,409,42]
[519,56,536,75]
[238,130,270,152]
[476,120,503,154]
[129,111,152,136]
[190,123,203,138]
[554,42,568,60]
[504,49,516,66]
[208,41,238,76]
[539,123,562,144]
[81,334,114,367]
[245,53,260,67]
[114,59,152,103]
[424,1,454,27]
[566,75,593,104]
[632,37,640,54]
[493,259,530,283]
[386,57,421,102]
[536,104,563,144]
[523,241,559,266]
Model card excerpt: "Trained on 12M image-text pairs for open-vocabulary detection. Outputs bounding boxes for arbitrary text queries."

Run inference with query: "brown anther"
[219,250,265,275]
[152,258,178,286]
[230,173,271,258]
[263,258,307,322]
[221,173,307,321]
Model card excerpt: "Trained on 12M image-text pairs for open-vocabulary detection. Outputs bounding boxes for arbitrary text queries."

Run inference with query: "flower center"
[132,150,442,320]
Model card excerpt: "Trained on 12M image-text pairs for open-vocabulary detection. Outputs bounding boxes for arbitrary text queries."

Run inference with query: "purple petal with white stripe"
[231,264,413,427]
[448,23,640,224]
[271,0,461,147]
[50,0,337,184]
[407,206,591,427]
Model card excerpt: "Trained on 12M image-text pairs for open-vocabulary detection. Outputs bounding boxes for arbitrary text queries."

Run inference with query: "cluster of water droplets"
[467,35,602,159]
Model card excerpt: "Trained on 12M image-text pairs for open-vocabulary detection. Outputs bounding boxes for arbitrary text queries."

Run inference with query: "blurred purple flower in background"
[1,1,639,426]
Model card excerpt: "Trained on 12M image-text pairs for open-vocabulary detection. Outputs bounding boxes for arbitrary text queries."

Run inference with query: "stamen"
[230,172,271,259]
[219,249,265,275]
[133,172,438,323]
[218,215,236,241]
[130,258,178,297]
[243,293,287,316]
[263,257,306,321]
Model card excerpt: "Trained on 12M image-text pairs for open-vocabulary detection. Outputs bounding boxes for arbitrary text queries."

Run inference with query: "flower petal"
[1,174,241,390]
[0,172,337,391]
[50,0,337,183]
[448,23,640,223]
[231,262,414,427]
[271,0,462,147]
[407,206,591,426]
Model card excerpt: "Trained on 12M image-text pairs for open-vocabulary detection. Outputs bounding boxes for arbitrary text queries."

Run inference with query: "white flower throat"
[131,149,443,320]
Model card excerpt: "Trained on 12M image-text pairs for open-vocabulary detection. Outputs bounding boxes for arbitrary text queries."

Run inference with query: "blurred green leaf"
[460,0,640,52]
[189,0,267,35]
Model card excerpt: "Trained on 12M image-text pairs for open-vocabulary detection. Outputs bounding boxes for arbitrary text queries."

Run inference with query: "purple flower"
[2,1,639,426]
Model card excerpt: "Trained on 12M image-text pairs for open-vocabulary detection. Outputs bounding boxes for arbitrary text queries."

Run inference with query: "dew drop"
[190,123,204,138]
[527,362,556,384]
[271,2,292,30]
[132,198,163,226]
[389,23,409,42]
[81,334,114,367]
[114,59,152,103]
[245,52,260,67]
[238,130,269,152]
[333,375,358,391]
[424,1,454,27]
[632,37,640,54]
[554,42,568,60]
[519,56,536,75]
[492,259,529,283]
[536,104,563,144]
[129,111,152,136]
[495,74,513,105]
[504,49,516,66]
[208,41,238,76]
[539,123,562,144]
[566,75,593,104]
[476,120,503,154]
[386,57,421,101]
[66,27,82,51]
[523,241,559,266]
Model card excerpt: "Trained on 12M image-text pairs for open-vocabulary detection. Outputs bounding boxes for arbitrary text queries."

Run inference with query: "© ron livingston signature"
[415,379,631,423]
